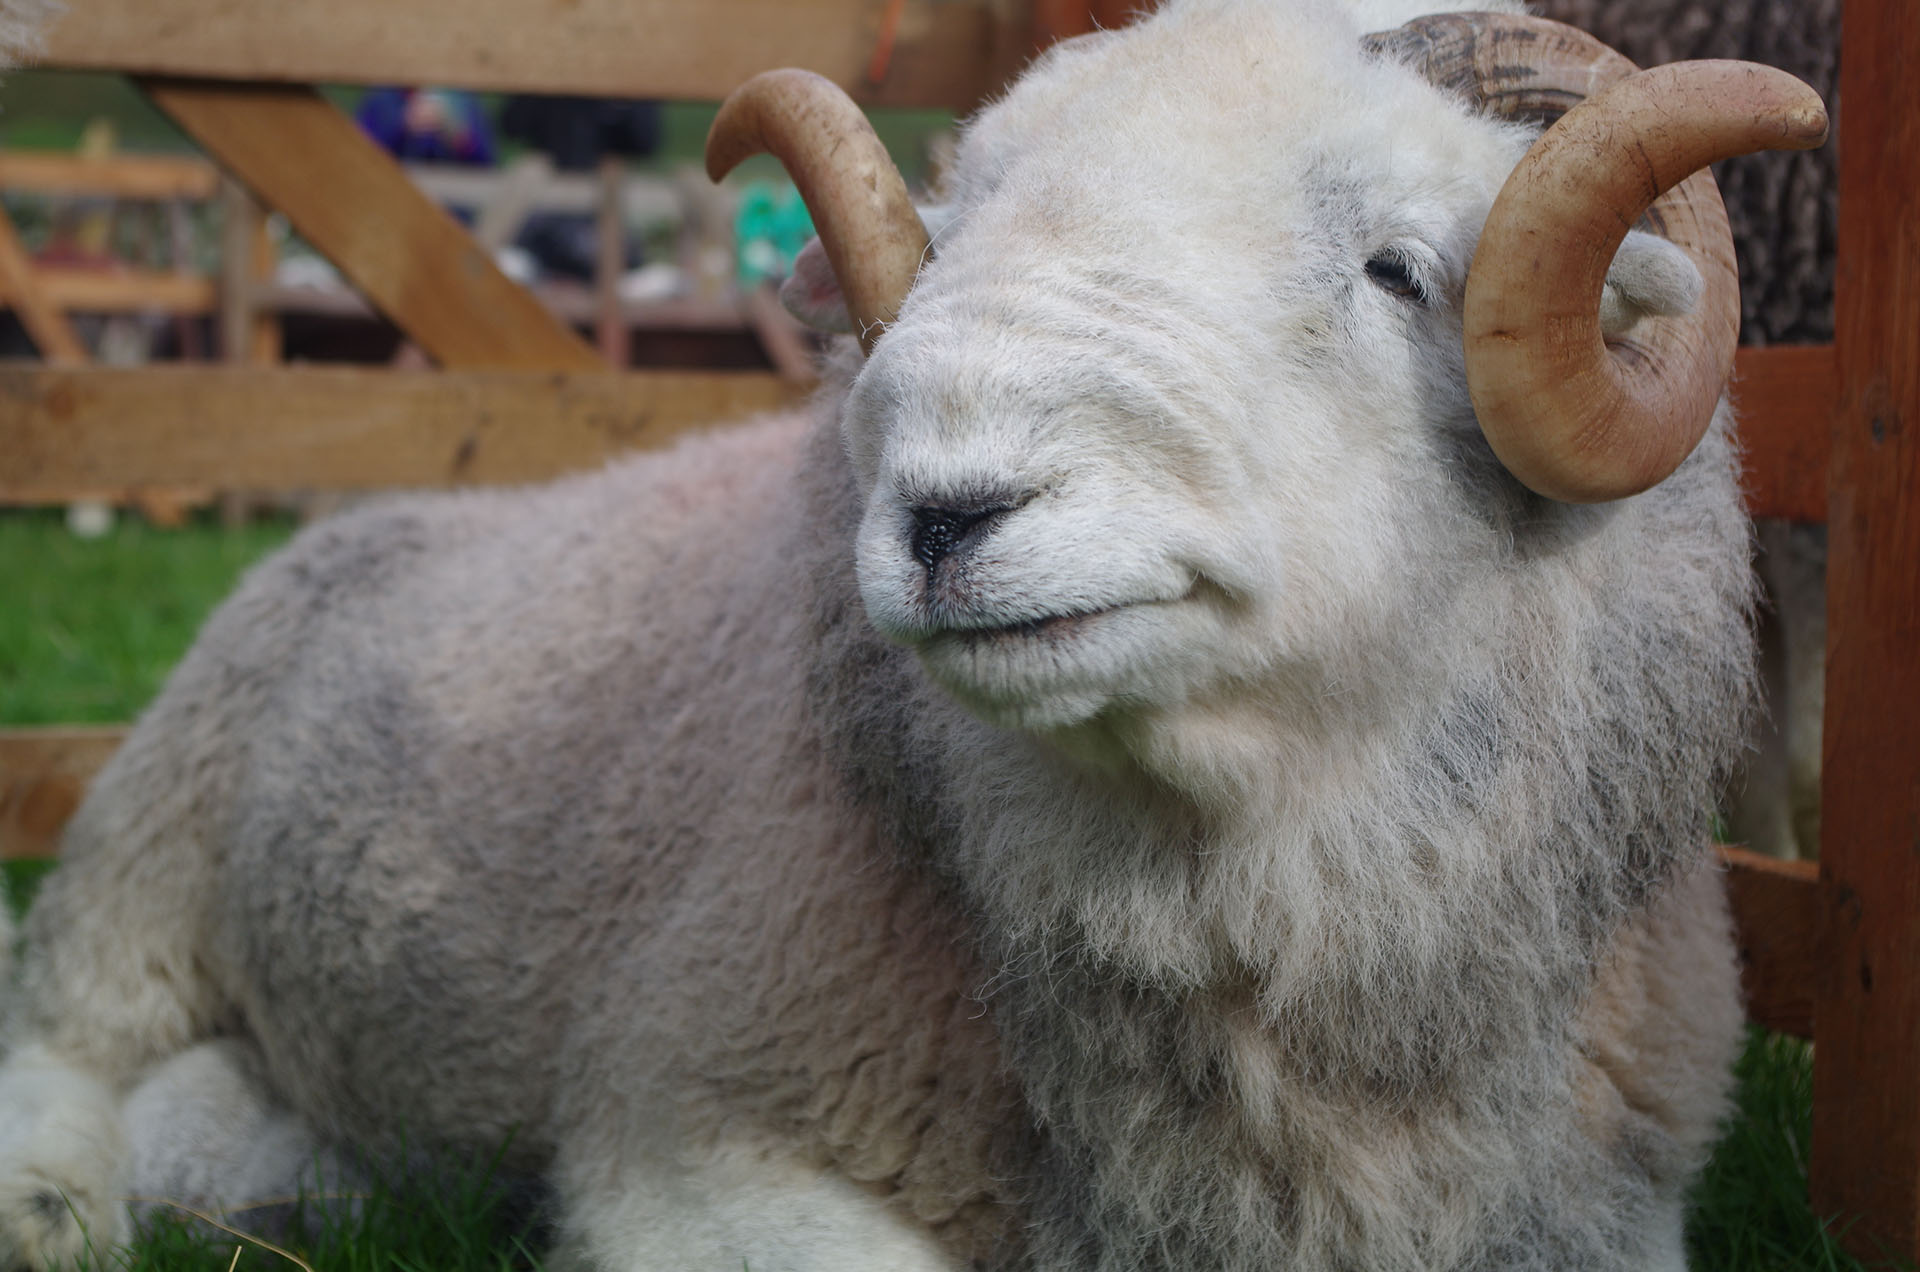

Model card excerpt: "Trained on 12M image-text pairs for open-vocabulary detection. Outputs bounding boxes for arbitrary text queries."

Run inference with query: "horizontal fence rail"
[0,363,804,495]
[0,349,1831,510]
[41,0,1033,109]
[0,727,125,860]
[0,152,222,200]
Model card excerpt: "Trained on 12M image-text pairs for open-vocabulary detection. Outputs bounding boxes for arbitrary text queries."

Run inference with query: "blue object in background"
[356,88,496,166]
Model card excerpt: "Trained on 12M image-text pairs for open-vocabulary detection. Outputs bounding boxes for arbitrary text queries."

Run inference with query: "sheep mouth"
[909,592,1204,731]
[956,608,1109,644]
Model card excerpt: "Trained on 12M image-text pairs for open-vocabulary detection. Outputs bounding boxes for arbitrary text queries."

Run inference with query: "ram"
[0,1,1825,1268]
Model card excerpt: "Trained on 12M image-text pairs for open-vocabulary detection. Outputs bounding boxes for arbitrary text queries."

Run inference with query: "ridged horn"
[1362,13,1637,121]
[1365,15,1828,502]
[706,68,929,356]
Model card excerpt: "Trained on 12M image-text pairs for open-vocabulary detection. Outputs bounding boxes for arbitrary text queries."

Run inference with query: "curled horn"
[1364,15,1828,502]
[706,68,930,355]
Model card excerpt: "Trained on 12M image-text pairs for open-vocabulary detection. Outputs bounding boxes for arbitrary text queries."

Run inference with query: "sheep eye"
[1365,253,1427,303]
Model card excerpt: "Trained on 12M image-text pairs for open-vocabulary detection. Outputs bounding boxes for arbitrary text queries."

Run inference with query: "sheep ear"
[1599,230,1705,338]
[779,237,856,333]
[779,204,951,334]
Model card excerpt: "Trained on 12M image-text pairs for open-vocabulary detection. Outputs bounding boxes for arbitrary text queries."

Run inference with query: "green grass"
[0,508,294,725]
[0,509,1902,1270]
[76,1152,546,1272]
[1688,1029,1907,1271]
[0,1015,1884,1272]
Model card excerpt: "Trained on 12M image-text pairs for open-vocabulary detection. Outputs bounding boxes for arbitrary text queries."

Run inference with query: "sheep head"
[1365,14,1827,500]
[708,1,1825,750]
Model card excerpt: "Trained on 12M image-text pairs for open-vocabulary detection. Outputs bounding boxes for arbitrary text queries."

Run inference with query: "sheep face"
[843,1,1533,760]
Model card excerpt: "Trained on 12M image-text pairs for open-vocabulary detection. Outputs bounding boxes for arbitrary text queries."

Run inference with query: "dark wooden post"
[1031,0,1143,47]
[1809,0,1920,1260]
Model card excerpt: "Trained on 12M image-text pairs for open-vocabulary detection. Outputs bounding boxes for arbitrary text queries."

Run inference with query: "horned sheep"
[0,1,1826,1268]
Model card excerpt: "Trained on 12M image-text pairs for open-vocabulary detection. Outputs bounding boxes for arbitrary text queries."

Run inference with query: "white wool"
[0,0,56,69]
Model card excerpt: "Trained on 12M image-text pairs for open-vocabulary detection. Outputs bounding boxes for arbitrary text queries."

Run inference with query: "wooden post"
[1032,0,1098,43]
[218,176,263,363]
[1809,0,1920,1260]
[1032,0,1142,46]
[596,155,629,368]
[248,202,282,365]
[1734,345,1836,523]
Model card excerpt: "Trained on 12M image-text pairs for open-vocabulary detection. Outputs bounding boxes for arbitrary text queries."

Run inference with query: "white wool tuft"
[0,0,57,71]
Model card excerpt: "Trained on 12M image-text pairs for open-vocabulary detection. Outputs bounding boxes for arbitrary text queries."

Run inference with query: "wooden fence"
[0,149,788,357]
[0,0,1913,1260]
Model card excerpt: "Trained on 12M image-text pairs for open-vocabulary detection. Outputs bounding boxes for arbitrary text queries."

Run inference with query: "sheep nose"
[909,503,1007,571]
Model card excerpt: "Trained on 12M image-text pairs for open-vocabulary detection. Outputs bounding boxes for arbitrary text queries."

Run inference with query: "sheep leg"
[0,737,242,1267]
[0,1038,364,1270]
[120,1038,370,1242]
[546,1139,960,1272]
[0,1042,131,1269]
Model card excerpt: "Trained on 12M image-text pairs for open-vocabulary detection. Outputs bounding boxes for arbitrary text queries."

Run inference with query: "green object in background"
[3,859,57,917]
[734,180,816,288]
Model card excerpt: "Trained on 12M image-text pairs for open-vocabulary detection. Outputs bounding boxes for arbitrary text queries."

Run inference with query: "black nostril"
[910,503,1005,571]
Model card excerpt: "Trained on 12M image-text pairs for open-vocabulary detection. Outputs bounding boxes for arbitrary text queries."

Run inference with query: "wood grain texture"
[1717,845,1818,1038]
[0,364,801,496]
[140,79,603,373]
[0,727,124,860]
[1734,344,1833,523]
[44,0,1030,109]
[1809,0,1920,1260]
